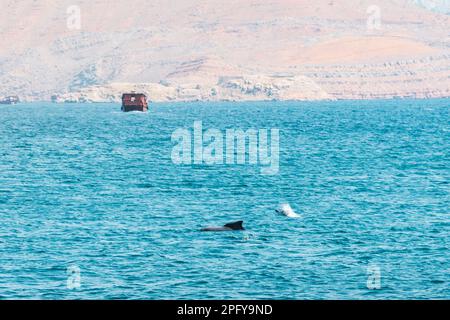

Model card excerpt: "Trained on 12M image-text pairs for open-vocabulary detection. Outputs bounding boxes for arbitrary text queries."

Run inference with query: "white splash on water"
[277,203,301,218]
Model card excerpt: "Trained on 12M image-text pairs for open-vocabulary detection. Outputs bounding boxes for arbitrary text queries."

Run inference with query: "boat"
[0,96,20,105]
[121,93,148,112]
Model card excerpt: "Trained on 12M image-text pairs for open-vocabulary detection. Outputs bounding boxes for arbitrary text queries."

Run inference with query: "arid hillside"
[0,0,449,101]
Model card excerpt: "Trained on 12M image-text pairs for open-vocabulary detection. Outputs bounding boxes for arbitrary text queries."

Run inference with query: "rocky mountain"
[0,0,449,102]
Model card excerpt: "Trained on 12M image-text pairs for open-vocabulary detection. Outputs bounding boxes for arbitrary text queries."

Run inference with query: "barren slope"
[0,0,449,101]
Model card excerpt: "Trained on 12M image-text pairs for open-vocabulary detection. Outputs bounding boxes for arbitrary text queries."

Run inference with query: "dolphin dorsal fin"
[224,221,244,230]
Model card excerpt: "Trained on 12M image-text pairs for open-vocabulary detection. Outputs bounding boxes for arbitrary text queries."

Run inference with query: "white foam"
[278,203,301,218]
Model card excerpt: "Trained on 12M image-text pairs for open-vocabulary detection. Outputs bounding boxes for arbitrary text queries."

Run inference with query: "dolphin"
[201,221,245,232]
[276,203,300,218]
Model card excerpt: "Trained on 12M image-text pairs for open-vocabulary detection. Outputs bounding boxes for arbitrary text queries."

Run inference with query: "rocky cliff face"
[53,74,333,103]
[303,54,450,100]
[53,53,450,102]
[1,0,449,102]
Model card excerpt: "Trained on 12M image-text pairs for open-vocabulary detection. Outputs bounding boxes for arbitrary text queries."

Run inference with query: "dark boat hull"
[121,105,148,112]
[0,96,19,105]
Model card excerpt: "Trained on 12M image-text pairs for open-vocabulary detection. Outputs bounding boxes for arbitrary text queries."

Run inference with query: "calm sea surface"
[0,100,448,299]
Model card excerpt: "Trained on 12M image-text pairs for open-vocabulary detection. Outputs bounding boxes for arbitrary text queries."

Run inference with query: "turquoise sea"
[0,100,448,299]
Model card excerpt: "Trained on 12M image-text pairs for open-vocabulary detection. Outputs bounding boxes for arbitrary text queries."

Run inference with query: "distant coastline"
[4,50,450,104]
[6,52,449,103]
[9,96,450,104]
[2,2,449,104]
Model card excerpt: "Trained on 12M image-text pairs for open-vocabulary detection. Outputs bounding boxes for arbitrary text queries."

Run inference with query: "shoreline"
[6,96,450,104]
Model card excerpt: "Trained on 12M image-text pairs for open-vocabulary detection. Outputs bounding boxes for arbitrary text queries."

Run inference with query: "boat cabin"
[121,93,148,112]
